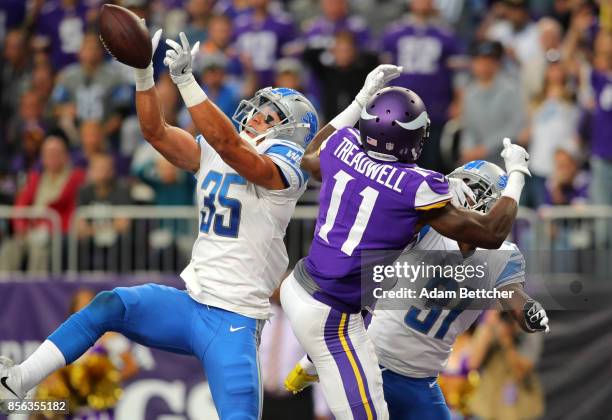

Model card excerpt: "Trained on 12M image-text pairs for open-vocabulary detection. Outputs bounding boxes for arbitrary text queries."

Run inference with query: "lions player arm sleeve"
[186,99,287,190]
[135,87,201,173]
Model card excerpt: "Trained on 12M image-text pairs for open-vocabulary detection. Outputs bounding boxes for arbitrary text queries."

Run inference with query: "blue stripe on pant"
[381,368,451,420]
[48,283,262,420]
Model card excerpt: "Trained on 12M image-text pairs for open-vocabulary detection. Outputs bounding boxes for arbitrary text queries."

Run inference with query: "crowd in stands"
[0,0,611,269]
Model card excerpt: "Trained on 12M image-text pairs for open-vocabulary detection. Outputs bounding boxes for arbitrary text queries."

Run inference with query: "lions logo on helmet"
[232,87,318,147]
[449,160,507,213]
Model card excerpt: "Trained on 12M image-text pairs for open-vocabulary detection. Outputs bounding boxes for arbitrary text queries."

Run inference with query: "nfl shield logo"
[386,143,394,151]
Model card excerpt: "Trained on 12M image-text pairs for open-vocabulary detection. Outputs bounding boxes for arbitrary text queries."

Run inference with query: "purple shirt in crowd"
[36,1,89,70]
[304,127,452,312]
[233,11,297,87]
[304,15,372,50]
[382,18,461,124]
[590,69,612,160]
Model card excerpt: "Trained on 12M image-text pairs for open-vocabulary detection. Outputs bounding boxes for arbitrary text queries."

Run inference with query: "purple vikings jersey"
[233,12,297,87]
[36,1,89,70]
[382,19,461,124]
[304,127,452,312]
[590,69,612,160]
[304,15,372,50]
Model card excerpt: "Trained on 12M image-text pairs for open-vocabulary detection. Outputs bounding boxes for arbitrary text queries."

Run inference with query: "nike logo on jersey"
[229,326,246,333]
[1,376,19,398]
[433,176,446,183]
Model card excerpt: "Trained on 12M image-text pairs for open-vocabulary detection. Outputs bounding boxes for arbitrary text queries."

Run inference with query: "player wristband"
[501,172,525,203]
[329,100,362,130]
[177,74,208,108]
[134,63,154,91]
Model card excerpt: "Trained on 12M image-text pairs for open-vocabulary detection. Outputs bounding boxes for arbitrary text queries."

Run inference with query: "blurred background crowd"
[1,0,611,222]
[0,0,610,272]
[0,1,611,419]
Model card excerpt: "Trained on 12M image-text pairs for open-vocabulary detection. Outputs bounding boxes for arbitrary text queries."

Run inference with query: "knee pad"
[48,290,126,364]
[81,290,127,326]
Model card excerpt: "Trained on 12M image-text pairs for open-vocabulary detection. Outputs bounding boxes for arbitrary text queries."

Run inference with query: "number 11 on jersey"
[318,170,379,256]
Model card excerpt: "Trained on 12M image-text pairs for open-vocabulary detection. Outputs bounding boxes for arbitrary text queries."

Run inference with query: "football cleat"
[284,363,319,394]
[0,357,25,414]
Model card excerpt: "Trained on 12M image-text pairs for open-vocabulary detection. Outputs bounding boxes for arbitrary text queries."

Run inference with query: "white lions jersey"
[368,226,526,378]
[180,135,308,319]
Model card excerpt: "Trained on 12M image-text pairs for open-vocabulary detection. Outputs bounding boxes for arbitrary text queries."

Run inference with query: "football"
[99,3,152,69]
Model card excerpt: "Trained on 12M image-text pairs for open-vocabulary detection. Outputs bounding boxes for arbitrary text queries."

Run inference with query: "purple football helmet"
[358,86,430,163]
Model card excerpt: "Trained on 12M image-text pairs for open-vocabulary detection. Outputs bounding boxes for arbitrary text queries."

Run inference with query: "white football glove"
[142,17,163,58]
[501,137,531,177]
[448,177,477,208]
[355,64,404,106]
[164,32,200,86]
[133,20,162,91]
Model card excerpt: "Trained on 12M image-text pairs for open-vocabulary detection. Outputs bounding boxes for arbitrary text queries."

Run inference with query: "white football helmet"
[448,160,508,213]
[232,87,319,148]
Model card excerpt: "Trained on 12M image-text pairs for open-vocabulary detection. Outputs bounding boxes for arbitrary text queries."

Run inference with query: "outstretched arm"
[420,197,518,249]
[301,64,403,181]
[163,33,285,190]
[136,86,200,173]
[131,28,200,172]
[423,138,531,249]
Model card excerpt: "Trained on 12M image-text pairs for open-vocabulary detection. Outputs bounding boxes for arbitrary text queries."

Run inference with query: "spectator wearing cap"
[460,40,526,167]
[233,0,298,89]
[484,0,540,65]
[522,59,579,208]
[544,147,589,206]
[303,30,378,123]
[181,53,241,127]
[302,0,371,51]
[381,0,465,173]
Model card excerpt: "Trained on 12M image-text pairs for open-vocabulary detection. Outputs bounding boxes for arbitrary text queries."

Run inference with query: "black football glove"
[523,299,550,333]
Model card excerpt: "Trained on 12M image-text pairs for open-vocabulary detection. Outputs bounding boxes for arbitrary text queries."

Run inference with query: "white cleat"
[0,357,25,414]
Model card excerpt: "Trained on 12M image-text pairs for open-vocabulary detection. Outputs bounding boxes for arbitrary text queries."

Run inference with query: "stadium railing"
[0,206,62,277]
[1,204,611,277]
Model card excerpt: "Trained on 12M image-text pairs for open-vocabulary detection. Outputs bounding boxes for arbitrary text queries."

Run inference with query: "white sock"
[17,340,66,393]
[299,355,317,376]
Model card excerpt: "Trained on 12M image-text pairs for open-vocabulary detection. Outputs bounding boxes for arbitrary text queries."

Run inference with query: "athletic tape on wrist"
[501,171,525,203]
[330,100,362,130]
[178,74,208,108]
[134,64,154,91]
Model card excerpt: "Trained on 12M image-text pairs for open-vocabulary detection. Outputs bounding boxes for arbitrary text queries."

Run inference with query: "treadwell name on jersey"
[332,136,406,193]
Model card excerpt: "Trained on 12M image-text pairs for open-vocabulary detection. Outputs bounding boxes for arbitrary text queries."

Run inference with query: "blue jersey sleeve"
[495,243,526,287]
[263,141,309,189]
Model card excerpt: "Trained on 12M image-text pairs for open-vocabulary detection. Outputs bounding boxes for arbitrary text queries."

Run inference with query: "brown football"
[99,4,152,69]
